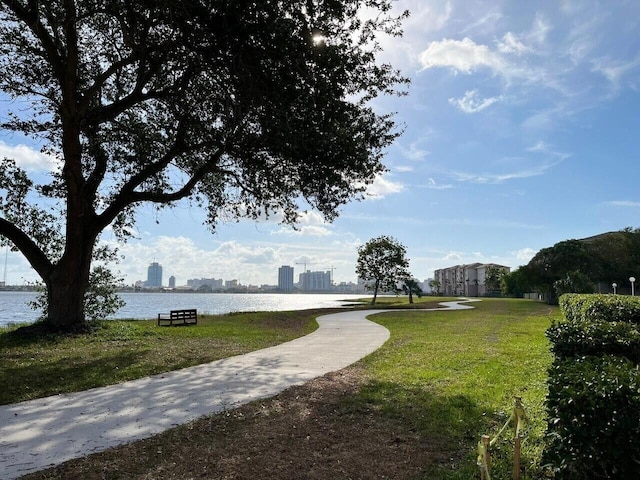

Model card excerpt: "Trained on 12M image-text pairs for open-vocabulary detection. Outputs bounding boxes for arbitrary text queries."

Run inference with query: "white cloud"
[364,174,404,199]
[272,211,333,237]
[0,141,58,172]
[419,37,506,74]
[395,165,414,173]
[449,89,503,113]
[444,251,463,261]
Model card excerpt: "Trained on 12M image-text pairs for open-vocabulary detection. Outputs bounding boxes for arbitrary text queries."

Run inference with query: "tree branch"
[3,0,66,83]
[0,217,53,279]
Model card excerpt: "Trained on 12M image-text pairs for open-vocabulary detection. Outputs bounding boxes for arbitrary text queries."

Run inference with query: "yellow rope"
[478,397,527,479]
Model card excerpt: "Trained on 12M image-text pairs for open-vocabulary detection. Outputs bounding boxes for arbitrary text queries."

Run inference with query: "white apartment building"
[278,265,295,292]
[298,270,332,291]
[433,263,510,296]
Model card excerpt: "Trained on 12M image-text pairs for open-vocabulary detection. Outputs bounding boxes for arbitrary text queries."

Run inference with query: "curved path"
[0,299,478,479]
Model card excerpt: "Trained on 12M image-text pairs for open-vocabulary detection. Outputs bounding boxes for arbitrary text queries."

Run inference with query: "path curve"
[0,299,478,479]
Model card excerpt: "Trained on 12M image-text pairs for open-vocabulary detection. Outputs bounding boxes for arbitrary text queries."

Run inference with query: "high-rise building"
[187,278,223,289]
[299,270,331,291]
[147,262,163,288]
[278,265,294,292]
[168,275,176,288]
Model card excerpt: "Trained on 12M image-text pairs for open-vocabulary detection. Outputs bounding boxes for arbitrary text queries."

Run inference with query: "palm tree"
[402,278,423,304]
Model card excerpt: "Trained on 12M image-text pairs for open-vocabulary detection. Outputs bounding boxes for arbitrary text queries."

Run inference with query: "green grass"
[0,309,323,405]
[353,298,558,479]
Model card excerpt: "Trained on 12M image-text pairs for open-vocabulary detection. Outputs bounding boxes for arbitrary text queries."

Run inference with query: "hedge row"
[544,355,640,479]
[547,317,640,362]
[544,294,640,478]
[558,294,640,324]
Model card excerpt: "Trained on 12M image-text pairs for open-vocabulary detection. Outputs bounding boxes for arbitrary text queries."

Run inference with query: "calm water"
[0,291,370,327]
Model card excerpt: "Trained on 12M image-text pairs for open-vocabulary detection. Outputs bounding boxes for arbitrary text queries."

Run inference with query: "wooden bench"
[157,309,198,326]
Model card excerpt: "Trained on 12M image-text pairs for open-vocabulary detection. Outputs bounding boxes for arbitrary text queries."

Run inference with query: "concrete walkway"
[0,299,478,479]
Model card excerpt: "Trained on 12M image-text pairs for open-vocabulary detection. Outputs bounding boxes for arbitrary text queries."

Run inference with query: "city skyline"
[137,263,357,291]
[1,1,639,288]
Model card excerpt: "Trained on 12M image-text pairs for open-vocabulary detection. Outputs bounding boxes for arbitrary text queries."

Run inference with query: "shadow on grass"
[20,369,487,480]
[0,350,146,405]
[17,367,537,480]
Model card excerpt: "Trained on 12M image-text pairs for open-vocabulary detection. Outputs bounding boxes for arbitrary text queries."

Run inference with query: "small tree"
[429,279,441,295]
[402,278,423,304]
[356,235,409,305]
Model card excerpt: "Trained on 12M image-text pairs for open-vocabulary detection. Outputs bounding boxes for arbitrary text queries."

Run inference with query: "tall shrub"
[544,294,640,478]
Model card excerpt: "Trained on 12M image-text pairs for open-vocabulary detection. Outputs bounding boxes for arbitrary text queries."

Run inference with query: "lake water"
[0,291,371,327]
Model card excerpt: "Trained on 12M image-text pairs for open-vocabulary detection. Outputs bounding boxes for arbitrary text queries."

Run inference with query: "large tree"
[0,1,408,329]
[355,235,409,305]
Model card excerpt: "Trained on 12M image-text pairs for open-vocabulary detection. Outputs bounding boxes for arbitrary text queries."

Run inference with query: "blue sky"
[2,0,640,287]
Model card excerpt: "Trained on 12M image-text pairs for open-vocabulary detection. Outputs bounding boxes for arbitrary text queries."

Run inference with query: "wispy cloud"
[398,139,431,161]
[453,167,549,184]
[449,89,503,113]
[591,56,640,92]
[603,200,640,208]
[528,12,551,46]
[453,142,569,184]
[424,178,453,190]
[497,32,531,55]
[527,140,571,161]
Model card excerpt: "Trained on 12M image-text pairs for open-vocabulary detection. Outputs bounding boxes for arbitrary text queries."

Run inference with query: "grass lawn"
[358,298,557,478]
[11,298,558,479]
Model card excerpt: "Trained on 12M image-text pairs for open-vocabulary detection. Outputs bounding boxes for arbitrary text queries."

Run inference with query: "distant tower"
[278,265,294,292]
[168,275,176,288]
[147,262,163,287]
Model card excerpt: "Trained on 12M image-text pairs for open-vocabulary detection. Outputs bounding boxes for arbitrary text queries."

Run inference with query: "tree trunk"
[45,241,94,330]
[409,290,414,304]
[371,280,379,305]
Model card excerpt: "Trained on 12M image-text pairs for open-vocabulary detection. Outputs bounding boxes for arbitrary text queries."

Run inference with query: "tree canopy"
[501,228,640,301]
[355,235,410,305]
[0,0,408,328]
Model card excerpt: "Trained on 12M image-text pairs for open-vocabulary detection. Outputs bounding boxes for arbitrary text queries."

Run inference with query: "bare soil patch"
[23,367,449,480]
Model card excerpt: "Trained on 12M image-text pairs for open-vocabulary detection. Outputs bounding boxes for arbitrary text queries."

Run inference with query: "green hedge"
[544,355,640,479]
[544,294,640,478]
[559,294,640,324]
[547,318,640,362]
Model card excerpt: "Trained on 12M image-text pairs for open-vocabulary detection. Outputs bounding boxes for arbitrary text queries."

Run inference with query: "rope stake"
[477,397,527,480]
